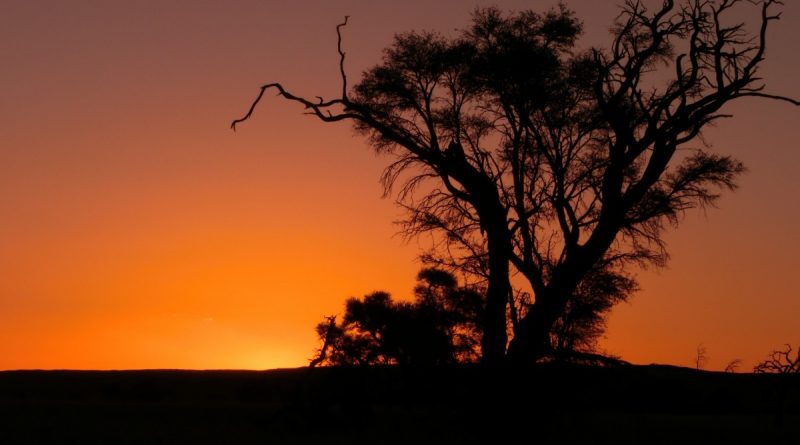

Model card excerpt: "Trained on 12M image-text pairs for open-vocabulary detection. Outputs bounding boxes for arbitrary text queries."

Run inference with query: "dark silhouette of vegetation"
[308,315,338,368]
[549,265,635,356]
[695,344,709,370]
[234,0,798,364]
[313,266,630,366]
[310,268,483,366]
[724,358,742,373]
[754,344,800,374]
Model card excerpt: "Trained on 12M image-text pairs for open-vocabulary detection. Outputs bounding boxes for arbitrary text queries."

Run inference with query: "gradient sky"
[1,0,798,371]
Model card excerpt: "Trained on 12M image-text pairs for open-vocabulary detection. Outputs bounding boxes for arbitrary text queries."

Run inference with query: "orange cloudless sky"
[1,0,798,370]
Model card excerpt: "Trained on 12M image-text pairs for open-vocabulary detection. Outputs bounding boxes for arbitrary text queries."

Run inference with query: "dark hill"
[0,364,796,444]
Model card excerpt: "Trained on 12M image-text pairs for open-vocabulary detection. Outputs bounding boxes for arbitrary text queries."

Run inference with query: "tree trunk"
[480,227,512,365]
[506,289,569,364]
[507,219,623,363]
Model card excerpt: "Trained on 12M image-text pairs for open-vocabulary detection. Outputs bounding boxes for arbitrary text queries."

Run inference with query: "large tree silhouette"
[234,0,797,364]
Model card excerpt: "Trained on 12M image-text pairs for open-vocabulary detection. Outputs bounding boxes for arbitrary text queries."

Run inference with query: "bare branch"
[337,16,350,99]
[724,358,742,373]
[231,16,354,131]
[739,92,800,105]
[754,343,800,373]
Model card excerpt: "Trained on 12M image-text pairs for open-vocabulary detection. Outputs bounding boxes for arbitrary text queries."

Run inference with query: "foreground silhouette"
[1,365,797,444]
[234,1,799,364]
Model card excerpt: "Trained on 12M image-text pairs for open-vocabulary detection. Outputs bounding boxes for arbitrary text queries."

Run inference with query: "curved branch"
[231,83,274,130]
[740,92,800,106]
[230,82,356,131]
[231,16,353,131]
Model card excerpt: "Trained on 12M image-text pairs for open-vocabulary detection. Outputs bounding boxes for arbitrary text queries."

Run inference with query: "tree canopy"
[234,0,798,364]
[310,268,483,366]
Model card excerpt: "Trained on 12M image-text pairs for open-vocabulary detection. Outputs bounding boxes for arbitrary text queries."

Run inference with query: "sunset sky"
[1,0,798,371]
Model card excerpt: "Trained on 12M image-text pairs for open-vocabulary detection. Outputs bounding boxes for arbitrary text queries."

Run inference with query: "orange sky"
[1,0,798,371]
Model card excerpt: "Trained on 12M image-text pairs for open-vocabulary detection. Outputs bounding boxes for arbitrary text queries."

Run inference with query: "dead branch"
[754,343,800,374]
[231,16,353,131]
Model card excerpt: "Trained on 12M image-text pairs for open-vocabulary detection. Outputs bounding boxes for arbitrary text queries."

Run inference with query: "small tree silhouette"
[694,344,709,370]
[309,316,339,368]
[754,344,800,374]
[310,268,484,366]
[724,358,742,373]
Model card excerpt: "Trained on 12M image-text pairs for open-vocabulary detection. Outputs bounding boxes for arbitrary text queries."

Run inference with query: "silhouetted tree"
[311,268,484,366]
[695,344,709,370]
[724,358,742,373]
[235,1,797,364]
[754,344,800,374]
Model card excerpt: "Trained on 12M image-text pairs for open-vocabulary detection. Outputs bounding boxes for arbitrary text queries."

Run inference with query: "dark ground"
[0,364,797,444]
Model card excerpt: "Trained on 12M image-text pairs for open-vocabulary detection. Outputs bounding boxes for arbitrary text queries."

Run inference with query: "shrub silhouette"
[311,268,483,366]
